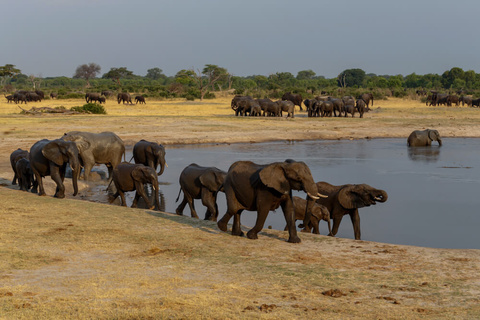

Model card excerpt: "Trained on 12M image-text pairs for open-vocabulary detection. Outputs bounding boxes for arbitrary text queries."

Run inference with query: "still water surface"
[124,138,480,249]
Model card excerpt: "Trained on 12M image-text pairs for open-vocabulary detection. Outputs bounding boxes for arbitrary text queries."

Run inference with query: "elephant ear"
[199,171,219,192]
[338,185,365,209]
[42,141,64,166]
[259,163,290,195]
[428,130,437,141]
[131,166,149,181]
[66,135,90,153]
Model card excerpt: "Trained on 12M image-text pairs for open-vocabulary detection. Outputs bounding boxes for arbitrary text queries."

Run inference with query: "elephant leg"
[131,192,140,208]
[329,211,344,237]
[231,209,244,236]
[175,196,188,215]
[350,209,361,240]
[246,207,269,240]
[50,167,65,198]
[280,199,301,243]
[186,194,199,219]
[217,209,233,232]
[201,189,217,221]
[134,181,153,209]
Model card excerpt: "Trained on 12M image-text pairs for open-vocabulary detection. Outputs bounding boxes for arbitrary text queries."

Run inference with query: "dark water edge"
[115,138,480,250]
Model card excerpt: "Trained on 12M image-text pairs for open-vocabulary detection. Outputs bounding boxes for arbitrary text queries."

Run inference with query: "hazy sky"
[2,0,479,78]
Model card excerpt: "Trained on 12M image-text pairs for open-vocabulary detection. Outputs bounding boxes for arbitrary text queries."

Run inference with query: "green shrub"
[70,103,107,114]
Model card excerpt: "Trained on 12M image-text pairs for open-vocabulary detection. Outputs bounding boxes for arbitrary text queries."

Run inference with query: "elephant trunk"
[157,156,167,176]
[303,196,316,232]
[69,156,80,196]
[374,190,388,203]
[152,178,161,210]
[437,138,442,146]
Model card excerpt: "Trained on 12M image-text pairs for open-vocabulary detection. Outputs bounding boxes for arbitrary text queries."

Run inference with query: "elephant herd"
[85,92,146,105]
[4,90,45,104]
[231,92,373,119]
[425,92,480,107]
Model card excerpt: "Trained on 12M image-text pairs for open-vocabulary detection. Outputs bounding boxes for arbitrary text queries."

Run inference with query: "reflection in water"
[408,147,441,163]
[94,138,480,249]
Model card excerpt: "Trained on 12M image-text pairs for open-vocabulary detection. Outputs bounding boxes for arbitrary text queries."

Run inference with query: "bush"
[70,103,107,114]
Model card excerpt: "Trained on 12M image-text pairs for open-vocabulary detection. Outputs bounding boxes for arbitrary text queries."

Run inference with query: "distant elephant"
[355,99,366,118]
[50,92,58,99]
[175,164,227,221]
[29,139,81,198]
[314,182,388,240]
[26,92,42,102]
[236,98,260,116]
[5,94,14,103]
[256,98,280,117]
[10,148,29,185]
[132,140,167,176]
[135,95,146,104]
[282,92,303,111]
[62,131,125,181]
[407,129,442,147]
[117,92,132,104]
[327,97,345,117]
[217,159,325,243]
[109,163,160,210]
[446,95,459,106]
[287,196,331,235]
[459,95,472,106]
[344,105,356,117]
[359,93,374,107]
[303,99,316,117]
[319,100,334,117]
[85,92,102,104]
[15,158,35,191]
[98,96,106,104]
[231,95,253,114]
[101,90,113,98]
[472,98,480,108]
[276,100,295,118]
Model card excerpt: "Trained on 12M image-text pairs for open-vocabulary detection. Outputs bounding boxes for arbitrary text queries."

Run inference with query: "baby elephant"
[286,196,331,235]
[109,163,161,210]
[15,158,35,191]
[175,163,227,221]
[10,148,29,185]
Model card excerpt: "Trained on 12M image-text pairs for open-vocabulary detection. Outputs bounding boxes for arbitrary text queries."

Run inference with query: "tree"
[337,68,366,87]
[0,64,21,88]
[28,74,42,90]
[202,64,228,91]
[441,67,465,89]
[175,65,228,100]
[73,63,101,87]
[102,67,134,85]
[146,67,165,80]
[297,70,316,80]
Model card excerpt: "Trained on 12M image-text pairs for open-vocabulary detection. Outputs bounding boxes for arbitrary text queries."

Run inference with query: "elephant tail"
[127,155,134,163]
[175,188,182,203]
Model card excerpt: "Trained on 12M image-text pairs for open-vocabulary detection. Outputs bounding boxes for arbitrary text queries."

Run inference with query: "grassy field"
[1,95,480,318]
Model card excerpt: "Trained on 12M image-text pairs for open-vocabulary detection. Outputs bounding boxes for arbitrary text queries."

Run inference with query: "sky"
[2,0,479,79]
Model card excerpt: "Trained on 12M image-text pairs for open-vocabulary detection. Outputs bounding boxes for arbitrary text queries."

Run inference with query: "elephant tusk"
[307,192,320,200]
[374,196,383,201]
[318,192,328,198]
[165,162,168,168]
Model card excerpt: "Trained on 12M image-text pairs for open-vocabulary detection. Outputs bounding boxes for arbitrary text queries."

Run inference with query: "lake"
[122,138,480,249]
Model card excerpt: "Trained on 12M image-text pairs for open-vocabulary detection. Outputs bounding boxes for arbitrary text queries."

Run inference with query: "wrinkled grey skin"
[62,131,125,181]
[132,140,167,176]
[407,129,442,147]
[109,163,160,210]
[314,182,388,240]
[175,163,227,221]
[10,148,29,185]
[29,139,81,198]
[217,159,324,243]
[15,158,35,191]
[287,196,331,235]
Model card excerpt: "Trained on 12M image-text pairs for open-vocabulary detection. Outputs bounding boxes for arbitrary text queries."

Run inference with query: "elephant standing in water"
[29,139,81,198]
[175,164,227,221]
[109,163,161,210]
[132,140,167,177]
[407,129,442,147]
[217,159,325,243]
[314,182,388,240]
[62,131,125,181]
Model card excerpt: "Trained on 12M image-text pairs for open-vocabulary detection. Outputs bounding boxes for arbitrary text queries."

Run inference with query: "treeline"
[2,64,480,101]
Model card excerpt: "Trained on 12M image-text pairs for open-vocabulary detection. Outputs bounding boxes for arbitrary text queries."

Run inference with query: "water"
[116,138,480,249]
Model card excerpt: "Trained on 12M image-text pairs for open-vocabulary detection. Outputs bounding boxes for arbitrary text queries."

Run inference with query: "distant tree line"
[2,63,480,101]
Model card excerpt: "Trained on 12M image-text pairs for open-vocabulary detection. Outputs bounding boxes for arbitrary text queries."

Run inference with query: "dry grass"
[1,95,480,318]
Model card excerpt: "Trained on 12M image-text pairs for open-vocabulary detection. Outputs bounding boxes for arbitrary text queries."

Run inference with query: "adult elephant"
[109,163,160,210]
[407,129,442,147]
[62,131,125,181]
[217,159,325,243]
[29,139,81,198]
[282,92,303,111]
[355,99,367,118]
[459,95,473,106]
[10,148,29,185]
[15,158,35,191]
[117,92,132,104]
[85,92,102,104]
[289,196,331,235]
[314,182,388,240]
[446,95,459,106]
[256,98,280,117]
[328,97,345,117]
[135,95,146,104]
[132,140,167,176]
[359,93,374,107]
[276,100,295,118]
[231,95,253,114]
[237,98,261,116]
[175,164,227,221]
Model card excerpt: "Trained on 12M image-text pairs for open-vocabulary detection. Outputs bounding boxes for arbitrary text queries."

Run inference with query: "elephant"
[98,96,106,104]
[318,100,334,117]
[5,94,14,103]
[359,93,374,107]
[26,92,42,102]
[407,129,442,147]
[50,92,58,99]
[446,95,459,106]
[132,140,167,176]
[472,98,480,108]
[35,90,45,100]
[342,96,356,107]
[101,90,113,98]
[430,92,448,106]
[109,163,160,210]
[303,99,316,117]
[62,131,125,181]
[355,99,366,118]
[314,182,388,240]
[14,93,27,104]
[10,148,29,185]
[117,92,132,104]
[237,98,261,116]
[29,139,81,198]
[15,158,35,191]
[231,95,253,115]
[344,105,356,117]
[276,100,295,118]
[175,164,227,221]
[85,92,102,104]
[328,97,345,117]
[217,159,325,243]
[287,196,331,235]
[135,95,146,104]
[282,92,303,111]
[256,98,280,117]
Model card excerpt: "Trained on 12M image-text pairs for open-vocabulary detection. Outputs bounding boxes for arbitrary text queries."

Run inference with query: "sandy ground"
[1,96,480,318]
